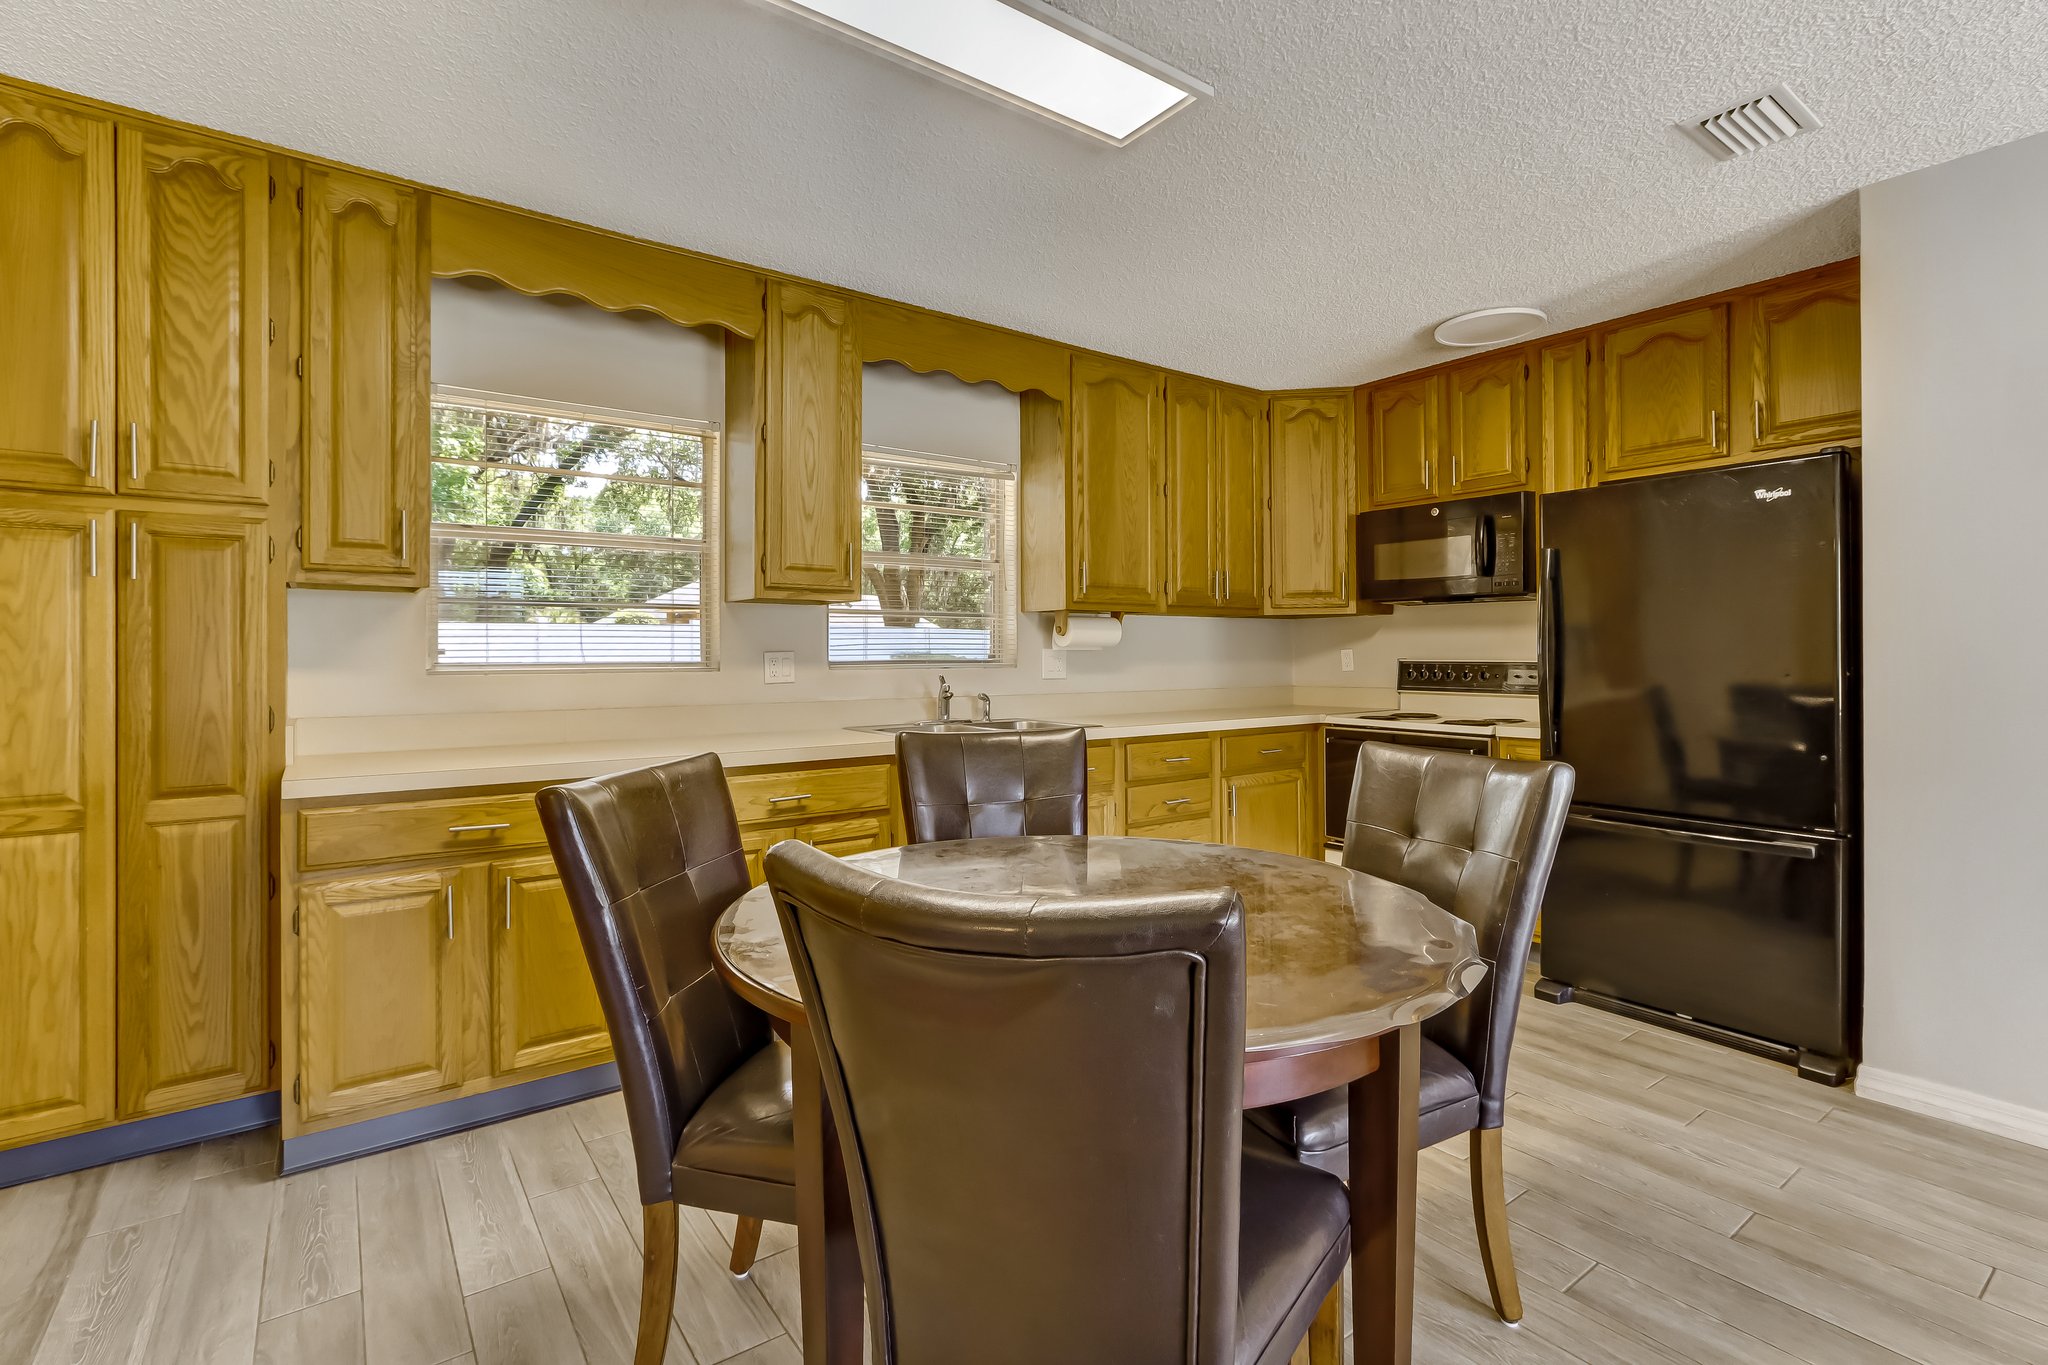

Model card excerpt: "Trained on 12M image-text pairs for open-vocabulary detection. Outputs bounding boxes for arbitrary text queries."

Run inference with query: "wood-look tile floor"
[7,982,2048,1365]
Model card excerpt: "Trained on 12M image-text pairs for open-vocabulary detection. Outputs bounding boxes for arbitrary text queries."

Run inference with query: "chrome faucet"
[937,674,953,721]
[975,692,993,722]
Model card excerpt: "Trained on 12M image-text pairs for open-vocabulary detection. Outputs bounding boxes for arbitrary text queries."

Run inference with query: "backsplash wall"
[1289,601,1541,691]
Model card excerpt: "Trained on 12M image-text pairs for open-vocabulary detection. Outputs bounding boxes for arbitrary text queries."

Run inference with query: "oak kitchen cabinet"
[1220,729,1317,858]
[1266,392,1354,612]
[295,167,428,586]
[1067,354,1167,611]
[0,92,269,504]
[727,279,864,602]
[1742,266,1861,455]
[1362,372,1439,507]
[1165,377,1265,613]
[489,856,609,1075]
[1360,352,1529,508]
[1599,301,1730,478]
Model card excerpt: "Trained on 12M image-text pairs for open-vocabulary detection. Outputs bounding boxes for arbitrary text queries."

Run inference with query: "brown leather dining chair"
[537,754,796,1365]
[1250,740,1573,1325]
[763,839,1352,1365]
[895,724,1087,842]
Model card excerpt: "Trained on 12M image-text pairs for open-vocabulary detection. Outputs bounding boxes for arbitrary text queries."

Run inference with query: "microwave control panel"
[1399,660,1539,694]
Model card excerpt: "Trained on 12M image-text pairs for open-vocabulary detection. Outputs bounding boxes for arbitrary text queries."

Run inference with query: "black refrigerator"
[1534,450,1859,1084]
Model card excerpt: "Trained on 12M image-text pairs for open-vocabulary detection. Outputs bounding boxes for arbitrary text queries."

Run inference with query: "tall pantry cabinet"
[0,87,279,1150]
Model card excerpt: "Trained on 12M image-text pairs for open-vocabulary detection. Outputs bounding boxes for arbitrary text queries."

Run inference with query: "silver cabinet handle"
[1709,410,1719,449]
[88,419,99,478]
[399,508,408,552]
[129,521,138,580]
[1079,556,1089,596]
[504,878,513,930]
[1259,747,1284,755]
[1162,756,1192,764]
[129,422,139,481]
[89,520,98,577]
[1223,569,1230,601]
[766,793,813,804]
[447,822,511,833]
[1163,797,1193,807]
[445,884,454,939]
[1754,400,1763,441]
[1451,454,1461,487]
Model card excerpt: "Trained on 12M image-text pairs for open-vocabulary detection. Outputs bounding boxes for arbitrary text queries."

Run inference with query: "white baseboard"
[1854,1067,2048,1151]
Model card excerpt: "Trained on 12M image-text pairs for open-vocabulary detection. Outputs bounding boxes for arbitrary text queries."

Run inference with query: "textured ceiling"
[10,0,2048,388]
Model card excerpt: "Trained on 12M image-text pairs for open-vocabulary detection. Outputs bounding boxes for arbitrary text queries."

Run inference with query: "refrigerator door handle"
[1565,812,1821,859]
[1538,546,1562,757]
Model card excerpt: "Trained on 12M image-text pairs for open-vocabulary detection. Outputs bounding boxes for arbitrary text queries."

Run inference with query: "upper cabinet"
[0,93,115,495]
[1067,355,1166,611]
[1266,392,1353,613]
[1742,266,1860,454]
[298,168,427,587]
[1164,377,1265,614]
[1441,350,1528,494]
[1361,373,1439,507]
[1599,302,1729,477]
[727,279,863,602]
[116,128,269,502]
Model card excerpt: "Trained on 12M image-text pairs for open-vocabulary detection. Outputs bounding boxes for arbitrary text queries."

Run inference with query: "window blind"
[429,387,718,669]
[828,449,1017,667]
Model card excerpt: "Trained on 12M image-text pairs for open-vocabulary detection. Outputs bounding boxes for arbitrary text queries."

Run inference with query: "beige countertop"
[281,708,1337,800]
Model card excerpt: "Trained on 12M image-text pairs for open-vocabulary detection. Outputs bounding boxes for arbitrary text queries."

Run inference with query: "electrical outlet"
[1040,647,1068,680]
[763,650,796,684]
[1339,648,1355,673]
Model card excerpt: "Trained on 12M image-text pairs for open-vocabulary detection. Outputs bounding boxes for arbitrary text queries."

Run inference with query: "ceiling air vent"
[1683,84,1820,161]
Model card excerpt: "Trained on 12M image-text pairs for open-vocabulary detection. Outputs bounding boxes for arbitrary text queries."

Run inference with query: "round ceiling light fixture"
[1433,306,1549,348]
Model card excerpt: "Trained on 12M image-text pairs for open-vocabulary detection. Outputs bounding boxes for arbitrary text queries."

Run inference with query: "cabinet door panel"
[762,280,860,595]
[1163,376,1217,610]
[0,93,114,494]
[1069,355,1164,610]
[116,127,268,502]
[302,168,424,582]
[492,857,608,1075]
[1225,768,1310,858]
[1601,303,1728,475]
[117,511,267,1116]
[0,505,114,1147]
[1748,272,1860,452]
[1364,375,1437,507]
[1538,337,1592,493]
[1444,351,1527,493]
[1216,386,1266,611]
[1266,393,1353,612]
[300,869,463,1121]
[740,813,892,885]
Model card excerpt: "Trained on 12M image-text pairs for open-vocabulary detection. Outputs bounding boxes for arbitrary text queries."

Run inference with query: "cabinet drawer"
[1134,814,1216,843]
[1124,736,1214,783]
[728,763,892,825]
[1493,737,1543,763]
[1125,777,1213,827]
[299,793,545,870]
[1222,730,1308,774]
[742,813,894,884]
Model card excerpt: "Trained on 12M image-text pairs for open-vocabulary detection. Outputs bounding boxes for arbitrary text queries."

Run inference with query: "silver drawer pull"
[766,793,813,804]
[1162,756,1193,764]
[447,822,512,833]
[1163,797,1193,807]
[445,884,454,940]
[1259,747,1285,755]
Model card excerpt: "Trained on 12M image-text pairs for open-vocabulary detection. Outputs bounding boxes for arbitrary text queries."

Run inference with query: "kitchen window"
[828,448,1017,667]
[428,387,718,669]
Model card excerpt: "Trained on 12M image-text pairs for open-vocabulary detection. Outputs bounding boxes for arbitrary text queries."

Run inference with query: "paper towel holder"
[1052,610,1123,636]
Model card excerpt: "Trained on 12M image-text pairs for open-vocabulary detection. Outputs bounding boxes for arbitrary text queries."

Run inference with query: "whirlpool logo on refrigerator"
[1753,487,1793,502]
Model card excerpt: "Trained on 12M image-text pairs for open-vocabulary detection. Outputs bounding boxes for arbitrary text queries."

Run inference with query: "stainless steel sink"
[847,718,1086,736]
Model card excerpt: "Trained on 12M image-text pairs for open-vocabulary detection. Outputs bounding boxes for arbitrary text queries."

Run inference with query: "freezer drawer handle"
[1565,813,1819,859]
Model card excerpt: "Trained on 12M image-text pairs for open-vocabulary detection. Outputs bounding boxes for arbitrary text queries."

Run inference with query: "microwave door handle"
[1474,513,1496,577]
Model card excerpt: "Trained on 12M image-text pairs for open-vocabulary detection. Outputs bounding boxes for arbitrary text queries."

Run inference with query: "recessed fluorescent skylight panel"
[765,0,1209,144]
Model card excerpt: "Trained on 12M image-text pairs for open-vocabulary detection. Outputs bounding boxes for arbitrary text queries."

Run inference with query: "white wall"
[1860,129,2048,1128]
[1290,602,1539,691]
[287,281,1293,721]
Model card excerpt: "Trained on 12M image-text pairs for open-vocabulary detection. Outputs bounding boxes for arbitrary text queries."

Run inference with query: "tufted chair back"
[896,726,1087,843]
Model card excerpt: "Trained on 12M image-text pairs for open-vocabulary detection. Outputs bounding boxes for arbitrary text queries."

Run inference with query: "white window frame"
[828,445,1018,669]
[426,385,721,673]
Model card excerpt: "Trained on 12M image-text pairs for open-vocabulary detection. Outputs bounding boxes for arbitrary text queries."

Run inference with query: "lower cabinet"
[1492,736,1542,763]
[1097,727,1320,856]
[490,857,608,1075]
[1223,768,1311,856]
[741,812,893,885]
[1085,742,1115,834]
[297,867,465,1124]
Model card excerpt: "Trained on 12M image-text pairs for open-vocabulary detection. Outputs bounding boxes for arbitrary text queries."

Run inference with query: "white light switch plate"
[1040,647,1067,680]
[763,650,796,684]
[1339,648,1355,672]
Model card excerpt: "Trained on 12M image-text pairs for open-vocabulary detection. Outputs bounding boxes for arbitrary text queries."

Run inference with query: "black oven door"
[1324,727,1496,845]
[1359,492,1531,602]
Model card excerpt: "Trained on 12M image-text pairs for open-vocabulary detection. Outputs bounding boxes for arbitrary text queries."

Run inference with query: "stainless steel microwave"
[1358,491,1535,603]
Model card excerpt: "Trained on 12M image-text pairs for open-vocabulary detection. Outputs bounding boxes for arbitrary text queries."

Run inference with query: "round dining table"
[711,835,1489,1365]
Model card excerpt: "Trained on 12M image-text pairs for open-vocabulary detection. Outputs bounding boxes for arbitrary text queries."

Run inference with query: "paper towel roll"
[1053,614,1123,650]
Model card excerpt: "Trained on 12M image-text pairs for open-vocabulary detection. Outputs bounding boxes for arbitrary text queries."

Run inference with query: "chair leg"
[728,1215,764,1277]
[638,1203,679,1365]
[1469,1128,1523,1324]
[1306,1279,1344,1364]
